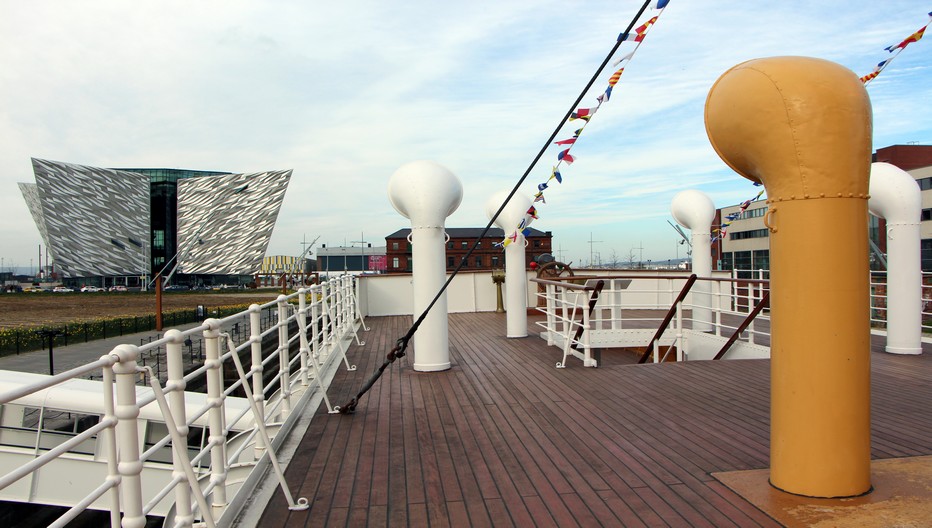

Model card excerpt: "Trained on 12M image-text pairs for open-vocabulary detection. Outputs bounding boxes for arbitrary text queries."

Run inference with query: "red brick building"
[384,228,553,273]
[873,144,932,171]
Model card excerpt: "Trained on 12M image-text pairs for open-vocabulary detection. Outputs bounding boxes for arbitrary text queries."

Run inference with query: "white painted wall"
[358,269,733,318]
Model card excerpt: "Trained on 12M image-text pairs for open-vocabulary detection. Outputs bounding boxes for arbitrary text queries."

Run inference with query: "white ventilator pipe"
[388,161,463,371]
[486,190,534,338]
[868,162,922,355]
[671,190,715,332]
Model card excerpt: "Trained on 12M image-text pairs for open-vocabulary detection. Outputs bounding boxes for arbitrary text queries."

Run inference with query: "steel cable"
[339,0,655,414]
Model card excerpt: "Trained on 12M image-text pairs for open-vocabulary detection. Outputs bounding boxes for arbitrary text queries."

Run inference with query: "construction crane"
[283,234,321,288]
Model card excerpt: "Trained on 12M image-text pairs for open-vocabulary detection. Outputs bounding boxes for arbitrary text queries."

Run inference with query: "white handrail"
[533,275,772,364]
[0,275,365,527]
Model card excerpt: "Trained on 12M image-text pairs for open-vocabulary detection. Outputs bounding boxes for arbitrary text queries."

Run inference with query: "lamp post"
[35,329,65,375]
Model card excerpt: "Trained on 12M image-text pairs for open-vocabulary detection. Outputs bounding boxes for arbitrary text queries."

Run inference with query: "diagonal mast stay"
[339,0,663,414]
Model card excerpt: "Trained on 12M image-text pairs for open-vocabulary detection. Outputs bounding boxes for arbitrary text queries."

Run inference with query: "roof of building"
[385,227,550,239]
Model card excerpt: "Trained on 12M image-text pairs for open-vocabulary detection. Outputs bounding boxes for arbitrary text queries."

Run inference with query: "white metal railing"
[532,275,772,366]
[0,274,367,527]
[870,270,932,333]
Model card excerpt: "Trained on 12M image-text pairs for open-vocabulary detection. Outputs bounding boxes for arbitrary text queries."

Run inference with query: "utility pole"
[555,245,567,263]
[587,233,602,269]
[351,232,368,273]
[636,241,645,268]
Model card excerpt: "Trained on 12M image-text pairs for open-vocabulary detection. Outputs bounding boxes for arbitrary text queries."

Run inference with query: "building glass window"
[461,241,468,249]
[922,209,932,222]
[448,256,454,268]
[491,255,500,267]
[475,256,482,267]
[721,252,733,271]
[733,251,752,270]
[533,240,540,248]
[392,242,399,250]
[730,229,769,240]
[918,177,932,191]
[922,239,932,272]
[752,250,770,271]
[392,257,399,269]
[153,230,165,250]
[740,207,767,219]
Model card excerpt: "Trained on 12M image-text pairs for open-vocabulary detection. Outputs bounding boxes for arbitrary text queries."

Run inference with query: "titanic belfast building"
[18,158,291,288]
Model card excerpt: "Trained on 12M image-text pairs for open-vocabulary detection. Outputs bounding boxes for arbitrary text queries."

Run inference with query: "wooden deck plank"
[258,312,932,527]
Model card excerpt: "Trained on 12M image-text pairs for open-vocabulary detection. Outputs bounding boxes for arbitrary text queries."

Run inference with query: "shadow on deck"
[258,311,932,527]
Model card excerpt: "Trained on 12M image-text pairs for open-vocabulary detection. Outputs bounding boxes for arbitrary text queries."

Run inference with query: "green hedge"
[0,303,254,357]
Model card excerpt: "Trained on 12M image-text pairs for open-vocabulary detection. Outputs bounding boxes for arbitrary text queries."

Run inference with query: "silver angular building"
[176,170,291,276]
[18,158,292,286]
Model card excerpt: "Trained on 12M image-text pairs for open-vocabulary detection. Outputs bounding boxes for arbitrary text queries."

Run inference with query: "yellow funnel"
[705,56,872,498]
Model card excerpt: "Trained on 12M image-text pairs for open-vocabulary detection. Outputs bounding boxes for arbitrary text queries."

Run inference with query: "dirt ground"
[0,291,283,328]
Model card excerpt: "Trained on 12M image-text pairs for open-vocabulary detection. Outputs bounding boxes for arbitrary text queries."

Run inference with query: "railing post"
[111,344,147,528]
[610,279,622,330]
[100,360,121,528]
[277,295,292,418]
[248,304,265,459]
[731,268,738,311]
[352,275,369,331]
[545,283,555,346]
[675,300,684,361]
[336,277,346,336]
[341,276,350,333]
[298,289,310,387]
[203,319,228,517]
[320,282,332,356]
[558,286,569,345]
[164,329,193,527]
[581,302,594,366]
[310,285,321,361]
[714,281,723,336]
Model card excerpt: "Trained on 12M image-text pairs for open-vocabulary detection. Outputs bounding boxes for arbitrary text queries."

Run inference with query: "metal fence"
[0,275,367,527]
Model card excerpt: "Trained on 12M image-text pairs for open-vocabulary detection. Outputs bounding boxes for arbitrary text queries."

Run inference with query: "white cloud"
[1,0,930,271]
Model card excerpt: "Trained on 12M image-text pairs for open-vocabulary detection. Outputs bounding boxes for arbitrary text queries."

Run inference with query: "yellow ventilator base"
[714,456,932,527]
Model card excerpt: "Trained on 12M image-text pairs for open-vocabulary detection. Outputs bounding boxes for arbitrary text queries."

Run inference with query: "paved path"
[0,317,263,378]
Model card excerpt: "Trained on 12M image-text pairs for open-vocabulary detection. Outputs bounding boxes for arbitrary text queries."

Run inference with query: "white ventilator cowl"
[868,162,922,355]
[486,190,533,338]
[387,161,464,370]
[671,189,716,332]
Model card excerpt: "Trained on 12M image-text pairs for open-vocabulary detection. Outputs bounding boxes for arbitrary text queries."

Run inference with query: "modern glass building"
[118,168,233,273]
[19,159,291,287]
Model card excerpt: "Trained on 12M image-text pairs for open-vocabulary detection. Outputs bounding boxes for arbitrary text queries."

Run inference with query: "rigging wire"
[338,0,655,414]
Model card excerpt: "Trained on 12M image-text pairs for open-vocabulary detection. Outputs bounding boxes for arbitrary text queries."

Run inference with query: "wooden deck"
[258,312,932,527]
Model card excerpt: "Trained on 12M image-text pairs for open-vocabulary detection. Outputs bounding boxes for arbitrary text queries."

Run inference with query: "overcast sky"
[1,0,930,272]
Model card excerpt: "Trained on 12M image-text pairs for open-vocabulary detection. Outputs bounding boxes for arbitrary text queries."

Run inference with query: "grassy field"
[0,290,282,329]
